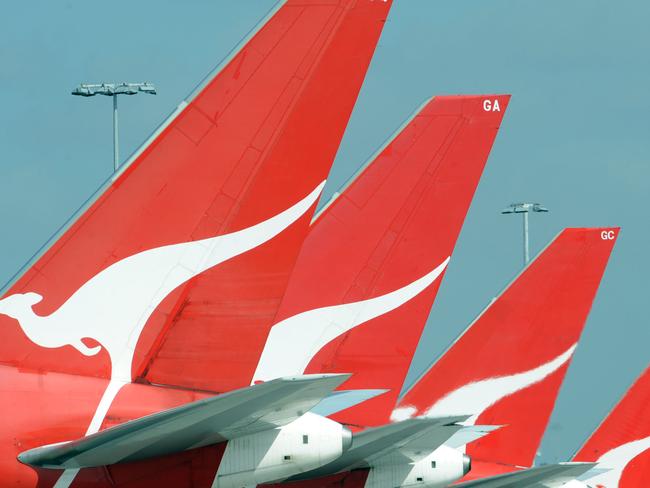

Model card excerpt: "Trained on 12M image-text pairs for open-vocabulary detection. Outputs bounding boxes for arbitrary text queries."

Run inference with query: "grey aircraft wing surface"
[19,374,349,469]
[454,463,597,488]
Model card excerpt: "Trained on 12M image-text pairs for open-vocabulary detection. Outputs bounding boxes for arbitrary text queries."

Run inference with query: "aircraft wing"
[363,424,500,466]
[18,374,348,469]
[311,389,389,417]
[445,425,503,449]
[454,463,597,488]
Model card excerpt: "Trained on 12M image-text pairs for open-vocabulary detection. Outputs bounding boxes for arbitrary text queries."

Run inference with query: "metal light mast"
[71,82,156,172]
[501,202,549,266]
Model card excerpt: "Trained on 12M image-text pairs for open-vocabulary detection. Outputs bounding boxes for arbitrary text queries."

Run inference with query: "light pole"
[71,82,156,172]
[501,202,549,266]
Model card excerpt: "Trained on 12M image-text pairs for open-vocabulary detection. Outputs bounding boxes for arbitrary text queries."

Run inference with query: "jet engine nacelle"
[365,445,471,488]
[214,412,352,488]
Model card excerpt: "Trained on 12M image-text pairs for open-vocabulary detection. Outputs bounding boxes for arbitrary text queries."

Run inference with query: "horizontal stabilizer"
[18,374,348,469]
[454,462,596,487]
[311,389,389,417]
[445,425,503,449]
[578,468,610,481]
[291,416,467,479]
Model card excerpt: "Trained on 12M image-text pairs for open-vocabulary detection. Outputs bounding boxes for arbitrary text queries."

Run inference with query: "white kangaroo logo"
[424,344,576,425]
[2,182,327,488]
[252,257,450,384]
[583,435,650,487]
[0,291,100,355]
[391,344,577,425]
[0,181,325,385]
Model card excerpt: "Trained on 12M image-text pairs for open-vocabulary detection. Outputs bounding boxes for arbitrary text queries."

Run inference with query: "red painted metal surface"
[573,366,650,486]
[0,1,392,485]
[0,0,391,395]
[0,365,210,486]
[33,444,226,488]
[276,95,510,427]
[397,228,618,468]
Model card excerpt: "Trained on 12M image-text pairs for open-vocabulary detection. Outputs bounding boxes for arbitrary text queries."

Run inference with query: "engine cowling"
[365,445,471,488]
[214,412,352,488]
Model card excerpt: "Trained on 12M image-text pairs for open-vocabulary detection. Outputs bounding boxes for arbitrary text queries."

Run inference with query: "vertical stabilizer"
[0,0,392,395]
[254,95,510,427]
[396,228,618,468]
[572,366,650,487]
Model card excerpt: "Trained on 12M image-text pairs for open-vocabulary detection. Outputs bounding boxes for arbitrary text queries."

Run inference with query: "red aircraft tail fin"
[253,95,510,427]
[395,228,618,468]
[572,366,650,487]
[0,0,392,393]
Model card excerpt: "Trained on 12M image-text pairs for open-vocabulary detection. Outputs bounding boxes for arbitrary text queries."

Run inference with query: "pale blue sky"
[1,1,648,464]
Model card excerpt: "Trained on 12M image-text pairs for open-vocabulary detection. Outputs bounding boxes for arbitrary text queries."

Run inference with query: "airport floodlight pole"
[71,82,157,172]
[501,202,549,266]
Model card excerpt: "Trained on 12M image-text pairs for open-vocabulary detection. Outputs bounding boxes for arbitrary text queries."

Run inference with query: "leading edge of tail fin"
[0,0,288,297]
[571,366,650,487]
[0,0,392,392]
[395,227,619,468]
[253,95,510,427]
